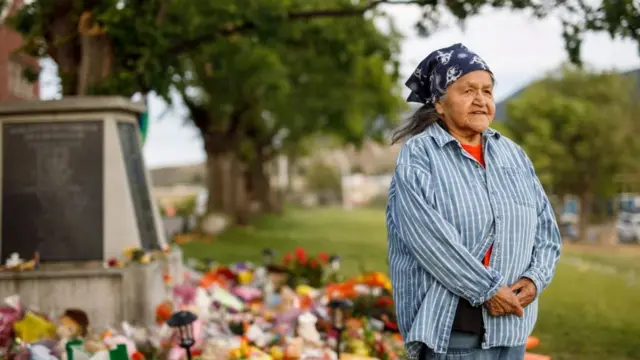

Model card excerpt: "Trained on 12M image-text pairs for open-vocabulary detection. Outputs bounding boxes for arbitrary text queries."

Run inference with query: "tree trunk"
[205,150,233,214]
[204,141,249,225]
[286,153,297,195]
[231,153,250,225]
[77,11,114,95]
[578,191,594,243]
[46,8,115,96]
[47,11,80,95]
[248,152,277,213]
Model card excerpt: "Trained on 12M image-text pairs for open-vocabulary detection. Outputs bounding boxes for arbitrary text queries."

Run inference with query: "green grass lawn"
[181,207,390,275]
[181,207,640,360]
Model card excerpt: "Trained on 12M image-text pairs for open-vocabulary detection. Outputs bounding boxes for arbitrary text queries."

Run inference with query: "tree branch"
[286,0,424,19]
[170,0,424,54]
[155,1,168,24]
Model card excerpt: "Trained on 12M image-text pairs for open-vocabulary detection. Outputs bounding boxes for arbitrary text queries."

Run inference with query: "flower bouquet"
[282,248,330,288]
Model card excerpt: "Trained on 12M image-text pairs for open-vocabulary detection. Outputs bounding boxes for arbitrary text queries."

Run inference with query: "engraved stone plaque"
[1,121,104,261]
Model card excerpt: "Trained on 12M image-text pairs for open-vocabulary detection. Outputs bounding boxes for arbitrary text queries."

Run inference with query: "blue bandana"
[405,43,492,104]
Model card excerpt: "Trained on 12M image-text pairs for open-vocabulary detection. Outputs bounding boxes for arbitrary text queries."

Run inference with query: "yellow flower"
[350,340,369,356]
[140,254,151,264]
[240,337,249,350]
[383,279,392,291]
[270,346,284,360]
[374,272,389,283]
[229,348,241,358]
[123,247,137,259]
[295,284,314,296]
[238,271,253,285]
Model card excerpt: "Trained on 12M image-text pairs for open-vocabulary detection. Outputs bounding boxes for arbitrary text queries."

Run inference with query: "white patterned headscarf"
[405,43,492,105]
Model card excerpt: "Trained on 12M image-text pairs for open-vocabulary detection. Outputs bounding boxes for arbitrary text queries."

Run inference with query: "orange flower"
[299,295,313,310]
[155,302,173,324]
[309,259,319,268]
[361,271,389,287]
[163,272,173,284]
[131,352,145,360]
[199,272,228,289]
[326,280,358,299]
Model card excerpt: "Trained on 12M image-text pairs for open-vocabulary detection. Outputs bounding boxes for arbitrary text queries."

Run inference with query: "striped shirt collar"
[424,122,501,148]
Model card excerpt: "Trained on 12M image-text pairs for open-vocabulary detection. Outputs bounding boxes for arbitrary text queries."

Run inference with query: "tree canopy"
[503,66,640,237]
[3,0,632,98]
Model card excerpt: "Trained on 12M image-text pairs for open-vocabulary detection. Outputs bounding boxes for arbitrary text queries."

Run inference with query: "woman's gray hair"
[390,95,446,145]
[391,73,495,145]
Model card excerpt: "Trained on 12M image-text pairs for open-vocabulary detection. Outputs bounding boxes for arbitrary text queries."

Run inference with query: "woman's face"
[435,70,495,136]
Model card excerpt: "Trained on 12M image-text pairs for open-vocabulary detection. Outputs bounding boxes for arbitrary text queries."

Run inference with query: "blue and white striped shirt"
[386,124,561,357]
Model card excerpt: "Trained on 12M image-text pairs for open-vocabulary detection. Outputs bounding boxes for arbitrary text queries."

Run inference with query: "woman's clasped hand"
[485,278,537,317]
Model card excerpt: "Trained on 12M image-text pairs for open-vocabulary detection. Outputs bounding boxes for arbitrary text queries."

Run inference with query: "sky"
[39,5,640,169]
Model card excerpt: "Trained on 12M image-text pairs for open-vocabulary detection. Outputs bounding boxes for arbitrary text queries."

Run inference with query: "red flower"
[385,320,399,331]
[295,247,307,264]
[309,259,319,268]
[215,267,236,280]
[381,314,399,331]
[107,258,118,267]
[318,252,329,263]
[283,253,292,265]
[376,296,394,307]
[374,340,385,354]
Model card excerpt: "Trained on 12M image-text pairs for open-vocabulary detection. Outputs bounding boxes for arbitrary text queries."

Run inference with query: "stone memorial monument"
[0,97,177,329]
[0,96,166,261]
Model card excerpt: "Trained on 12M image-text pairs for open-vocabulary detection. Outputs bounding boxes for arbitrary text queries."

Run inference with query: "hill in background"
[150,163,205,187]
[495,68,640,121]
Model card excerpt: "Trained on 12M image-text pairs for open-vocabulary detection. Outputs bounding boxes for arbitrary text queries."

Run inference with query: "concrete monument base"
[0,260,166,331]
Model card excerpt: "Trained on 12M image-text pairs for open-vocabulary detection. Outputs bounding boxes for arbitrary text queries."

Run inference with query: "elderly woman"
[386,43,562,360]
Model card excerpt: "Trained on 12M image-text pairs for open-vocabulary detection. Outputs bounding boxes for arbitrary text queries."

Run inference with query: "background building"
[0,0,39,103]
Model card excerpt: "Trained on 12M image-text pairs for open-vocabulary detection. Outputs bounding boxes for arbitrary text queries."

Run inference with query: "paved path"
[161,216,197,238]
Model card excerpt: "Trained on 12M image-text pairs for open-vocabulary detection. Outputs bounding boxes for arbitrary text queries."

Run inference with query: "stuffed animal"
[57,309,89,339]
[296,312,322,347]
[56,309,90,360]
